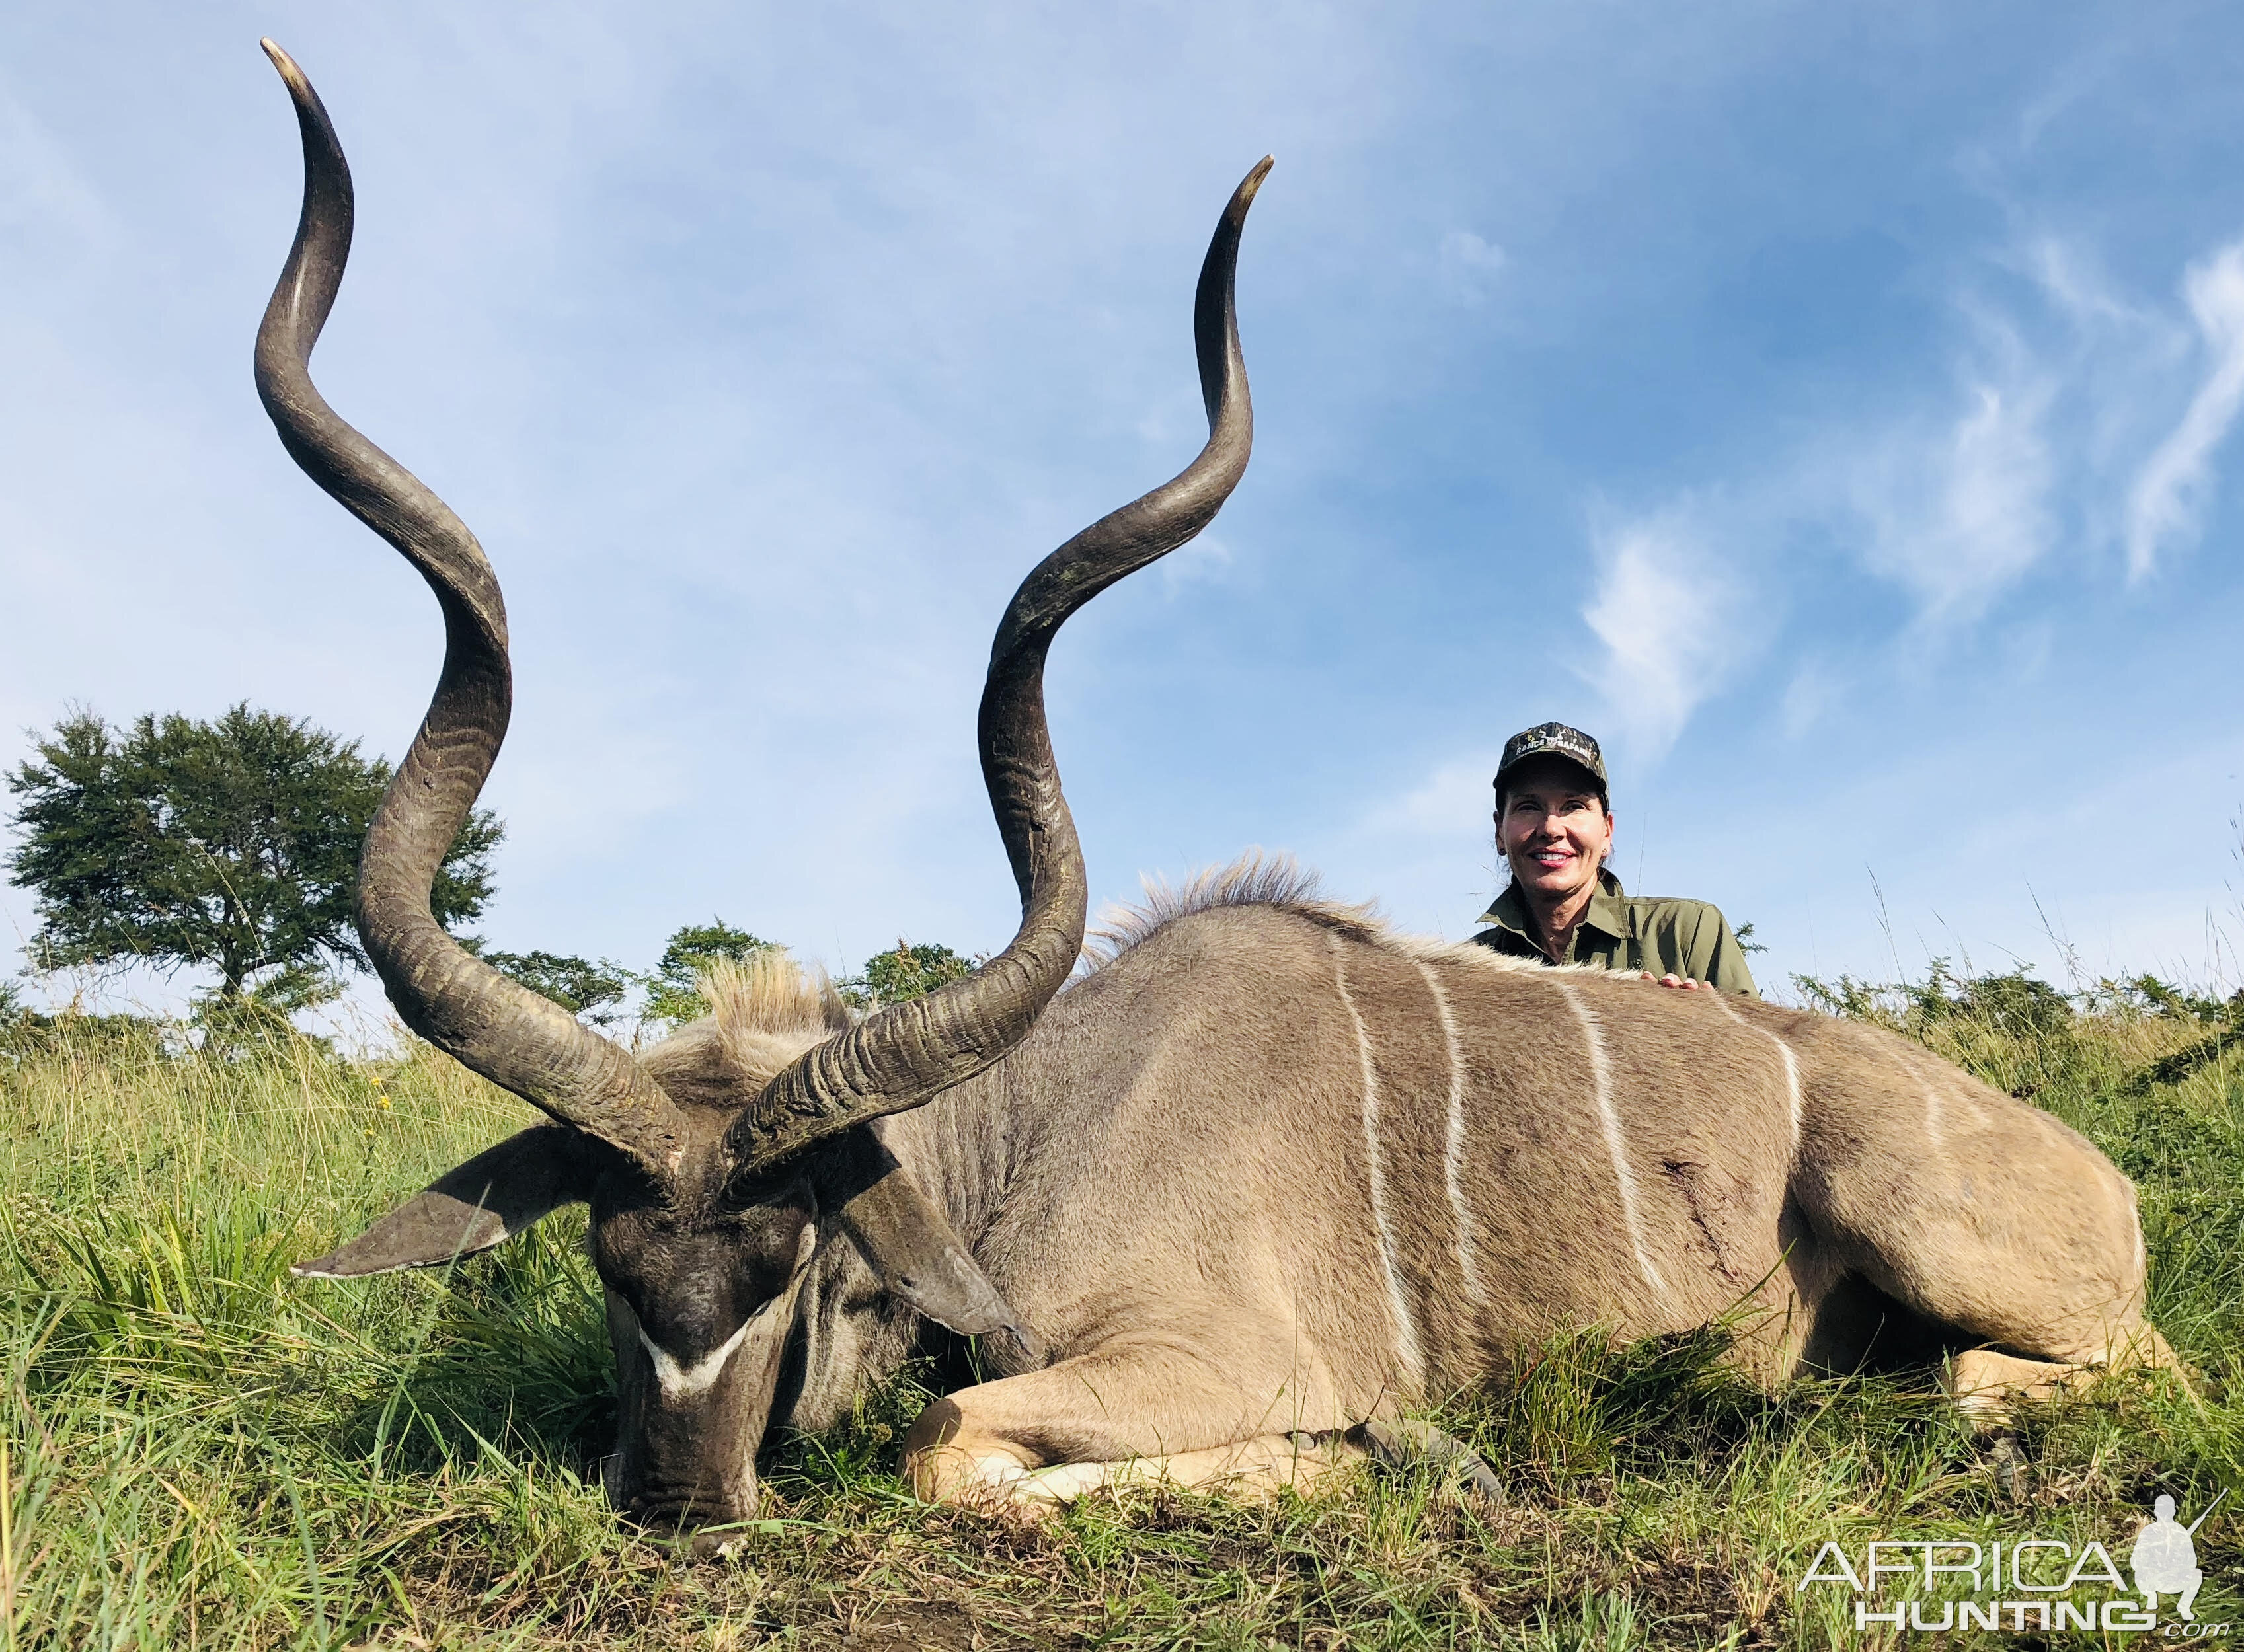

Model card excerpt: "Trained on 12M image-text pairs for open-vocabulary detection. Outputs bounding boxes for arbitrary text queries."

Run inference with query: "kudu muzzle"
[602,1288,801,1525]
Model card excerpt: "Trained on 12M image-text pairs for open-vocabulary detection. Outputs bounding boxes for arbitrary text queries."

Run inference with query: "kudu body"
[259,43,2165,1526]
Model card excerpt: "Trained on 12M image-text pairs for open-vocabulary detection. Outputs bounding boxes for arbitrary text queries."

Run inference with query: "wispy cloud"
[1779,659,1839,739]
[2017,234,2155,334]
[1563,221,2244,752]
[1847,369,2057,625]
[1363,753,1498,838]
[1157,531,1235,597]
[0,87,112,250]
[1580,506,1748,757]
[2125,239,2244,580]
[1438,229,1508,302]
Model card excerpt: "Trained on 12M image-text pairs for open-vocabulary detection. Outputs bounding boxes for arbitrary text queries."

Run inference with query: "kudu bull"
[261,42,2169,1526]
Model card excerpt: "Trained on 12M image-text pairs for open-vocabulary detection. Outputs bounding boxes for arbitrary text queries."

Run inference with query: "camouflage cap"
[1494,722,1607,794]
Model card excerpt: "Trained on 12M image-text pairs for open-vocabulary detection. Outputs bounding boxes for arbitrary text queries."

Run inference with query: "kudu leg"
[1943,1333,2184,1423]
[901,1342,1365,1510]
[974,1421,1510,1508]
[972,1433,1368,1509]
[1804,1087,2176,1419]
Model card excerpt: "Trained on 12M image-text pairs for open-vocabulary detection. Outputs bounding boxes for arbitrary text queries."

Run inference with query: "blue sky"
[5,2,2243,1024]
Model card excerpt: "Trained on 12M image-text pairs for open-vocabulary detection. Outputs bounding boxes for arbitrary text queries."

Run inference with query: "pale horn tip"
[260,37,310,93]
[1233,156,1275,213]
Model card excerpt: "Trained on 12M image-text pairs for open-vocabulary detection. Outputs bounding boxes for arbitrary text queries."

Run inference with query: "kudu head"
[254,41,1266,1526]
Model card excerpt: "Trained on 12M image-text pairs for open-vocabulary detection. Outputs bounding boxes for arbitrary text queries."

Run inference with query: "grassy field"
[3,963,2241,1649]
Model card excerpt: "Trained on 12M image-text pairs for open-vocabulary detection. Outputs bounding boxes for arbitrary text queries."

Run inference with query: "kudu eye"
[719,1164,796,1212]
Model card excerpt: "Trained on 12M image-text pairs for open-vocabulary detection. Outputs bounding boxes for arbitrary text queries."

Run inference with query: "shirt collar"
[1477,867,1629,938]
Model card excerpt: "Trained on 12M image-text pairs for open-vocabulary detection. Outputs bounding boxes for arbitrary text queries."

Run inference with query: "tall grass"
[3,967,2241,1649]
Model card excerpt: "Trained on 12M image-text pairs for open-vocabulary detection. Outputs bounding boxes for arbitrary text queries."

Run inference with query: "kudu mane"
[1084,852,1383,970]
[1081,850,1547,979]
[659,850,1540,1108]
[654,855,1425,1109]
[642,954,854,1111]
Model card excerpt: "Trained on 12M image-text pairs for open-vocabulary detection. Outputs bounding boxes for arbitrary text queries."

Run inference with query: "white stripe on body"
[1555,981,1667,1297]
[1709,989,1802,1152]
[1414,960,1486,1303]
[1331,936,1427,1386]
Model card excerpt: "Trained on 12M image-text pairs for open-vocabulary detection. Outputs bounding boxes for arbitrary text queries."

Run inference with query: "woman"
[1472,722,1758,995]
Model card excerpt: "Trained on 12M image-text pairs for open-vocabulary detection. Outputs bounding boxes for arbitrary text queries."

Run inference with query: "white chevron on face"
[640,1316,755,1401]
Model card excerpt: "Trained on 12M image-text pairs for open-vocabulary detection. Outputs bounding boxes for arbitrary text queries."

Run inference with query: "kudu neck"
[871,1065,1018,1250]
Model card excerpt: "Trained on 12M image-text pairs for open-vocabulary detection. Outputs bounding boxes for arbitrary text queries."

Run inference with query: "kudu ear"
[818,1128,1038,1357]
[293,1126,591,1279]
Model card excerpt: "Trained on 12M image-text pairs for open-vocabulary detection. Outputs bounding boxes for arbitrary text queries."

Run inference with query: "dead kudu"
[261,43,2170,1528]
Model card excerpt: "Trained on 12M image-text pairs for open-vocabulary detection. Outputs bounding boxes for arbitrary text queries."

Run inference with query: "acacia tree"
[635,926,975,1025]
[6,704,500,1006]
[480,947,634,1028]
[843,940,975,1008]
[640,920,773,1026]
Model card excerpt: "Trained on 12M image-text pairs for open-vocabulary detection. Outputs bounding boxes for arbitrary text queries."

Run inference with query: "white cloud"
[0,88,112,250]
[1779,660,1838,739]
[1562,224,2242,753]
[1580,509,1746,757]
[2124,239,2244,580]
[1362,753,1498,838]
[2018,234,2154,335]
[1847,369,2056,625]
[1438,229,1508,302]
[1158,531,1234,597]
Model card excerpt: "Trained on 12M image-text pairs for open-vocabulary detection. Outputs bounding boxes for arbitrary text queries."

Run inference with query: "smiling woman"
[1473,722,1758,995]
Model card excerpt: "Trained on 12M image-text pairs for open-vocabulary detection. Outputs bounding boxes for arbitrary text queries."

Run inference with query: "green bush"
[839,940,976,1008]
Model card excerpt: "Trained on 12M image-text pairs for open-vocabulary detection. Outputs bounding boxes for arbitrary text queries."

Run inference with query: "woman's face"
[1496,757,1614,905]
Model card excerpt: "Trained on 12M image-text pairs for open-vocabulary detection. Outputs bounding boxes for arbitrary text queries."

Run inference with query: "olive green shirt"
[1472,869,1759,996]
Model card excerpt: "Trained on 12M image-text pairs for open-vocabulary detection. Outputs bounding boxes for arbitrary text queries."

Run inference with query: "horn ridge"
[253,41,685,1171]
[728,157,1272,1172]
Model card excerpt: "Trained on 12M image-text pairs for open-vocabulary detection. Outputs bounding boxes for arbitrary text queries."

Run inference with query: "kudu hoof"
[1351,1419,1510,1505]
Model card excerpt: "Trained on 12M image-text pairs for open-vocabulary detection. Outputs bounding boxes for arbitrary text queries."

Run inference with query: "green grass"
[3,971,2241,1649]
